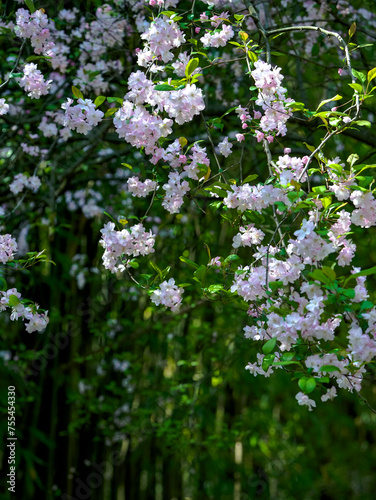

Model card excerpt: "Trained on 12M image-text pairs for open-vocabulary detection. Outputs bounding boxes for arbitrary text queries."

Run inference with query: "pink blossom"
[127,177,158,198]
[0,98,9,115]
[100,222,156,273]
[62,98,104,135]
[150,278,184,311]
[232,225,265,248]
[218,137,233,157]
[162,172,190,214]
[18,63,52,99]
[295,392,316,411]
[0,235,18,264]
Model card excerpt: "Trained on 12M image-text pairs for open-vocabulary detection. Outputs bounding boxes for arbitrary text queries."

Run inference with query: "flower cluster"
[200,24,234,48]
[0,98,9,115]
[113,67,205,156]
[150,278,184,311]
[62,98,104,135]
[137,17,185,69]
[232,225,265,248]
[162,172,190,214]
[172,51,201,77]
[350,190,376,228]
[158,140,210,180]
[18,63,52,99]
[276,153,309,184]
[0,288,49,333]
[113,100,173,154]
[0,234,18,264]
[21,143,48,157]
[295,392,316,411]
[218,137,233,157]
[100,222,156,273]
[10,173,41,195]
[78,4,128,64]
[15,8,54,56]
[64,188,103,218]
[250,60,294,137]
[328,210,356,267]
[127,177,158,198]
[224,183,288,212]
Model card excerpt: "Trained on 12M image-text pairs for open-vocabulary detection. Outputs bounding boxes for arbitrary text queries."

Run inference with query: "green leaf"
[345,266,376,284]
[298,376,316,394]
[341,288,355,299]
[262,354,275,372]
[159,11,175,17]
[328,163,343,176]
[281,352,295,362]
[272,361,300,366]
[242,174,258,184]
[322,266,336,282]
[262,338,277,355]
[207,284,224,294]
[360,301,374,311]
[352,68,366,83]
[353,120,371,128]
[193,265,207,283]
[347,153,359,167]
[128,260,139,269]
[26,55,51,62]
[104,108,118,118]
[106,97,123,105]
[0,277,7,291]
[179,256,199,270]
[316,94,342,111]
[185,58,199,78]
[308,269,332,285]
[319,365,341,373]
[367,67,376,84]
[94,96,106,107]
[303,142,315,153]
[149,260,163,278]
[321,197,332,209]
[224,254,239,263]
[154,84,175,91]
[229,41,244,48]
[72,86,83,99]
[312,185,327,194]
[234,14,244,22]
[25,0,36,13]
[348,83,363,93]
[121,163,133,170]
[8,295,21,307]
[348,22,356,39]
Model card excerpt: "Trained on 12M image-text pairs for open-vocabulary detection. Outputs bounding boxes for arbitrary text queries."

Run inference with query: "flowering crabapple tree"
[1,0,376,423]
[2,0,376,497]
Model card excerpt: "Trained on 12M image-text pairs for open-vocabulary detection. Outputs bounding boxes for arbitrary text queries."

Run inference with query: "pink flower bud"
[256,131,264,142]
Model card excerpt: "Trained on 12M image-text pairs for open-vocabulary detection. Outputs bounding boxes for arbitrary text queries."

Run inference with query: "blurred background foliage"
[0,0,376,498]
